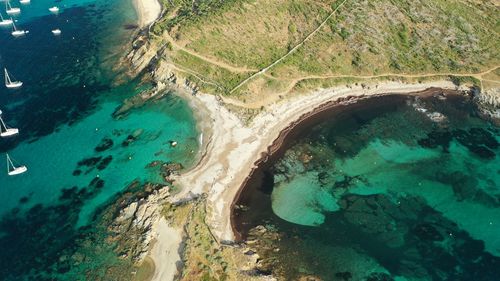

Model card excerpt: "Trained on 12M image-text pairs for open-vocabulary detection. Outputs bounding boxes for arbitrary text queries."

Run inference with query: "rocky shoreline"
[114,24,500,280]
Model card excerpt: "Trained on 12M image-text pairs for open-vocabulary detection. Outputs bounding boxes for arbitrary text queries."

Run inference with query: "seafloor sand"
[145,80,460,279]
[133,0,161,28]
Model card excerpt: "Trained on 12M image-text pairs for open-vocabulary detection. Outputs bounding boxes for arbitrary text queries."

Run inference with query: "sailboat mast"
[4,68,11,84]
[0,116,7,131]
[6,154,15,172]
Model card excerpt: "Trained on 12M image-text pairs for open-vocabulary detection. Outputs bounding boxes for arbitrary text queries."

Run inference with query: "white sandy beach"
[133,0,161,28]
[148,79,459,279]
[174,80,458,242]
[149,218,182,281]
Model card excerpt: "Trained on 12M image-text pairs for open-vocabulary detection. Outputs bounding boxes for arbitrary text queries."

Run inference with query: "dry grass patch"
[164,0,335,69]
[155,0,499,98]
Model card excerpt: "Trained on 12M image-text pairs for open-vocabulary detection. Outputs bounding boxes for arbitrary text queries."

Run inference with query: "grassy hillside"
[151,0,500,100]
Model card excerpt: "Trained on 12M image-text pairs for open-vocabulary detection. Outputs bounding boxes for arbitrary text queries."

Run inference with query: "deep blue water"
[0,0,199,280]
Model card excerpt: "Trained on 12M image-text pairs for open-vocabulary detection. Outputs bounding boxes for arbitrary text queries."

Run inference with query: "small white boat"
[5,1,20,15]
[6,153,27,176]
[51,28,61,35]
[19,0,30,4]
[0,13,12,26]
[10,20,25,37]
[48,6,59,13]
[0,110,19,138]
[4,68,23,88]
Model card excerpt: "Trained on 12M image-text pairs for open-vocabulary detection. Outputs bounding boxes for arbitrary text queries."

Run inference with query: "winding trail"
[222,66,500,108]
[165,61,224,90]
[161,32,258,74]
[229,0,349,93]
[158,0,498,99]
[266,65,500,81]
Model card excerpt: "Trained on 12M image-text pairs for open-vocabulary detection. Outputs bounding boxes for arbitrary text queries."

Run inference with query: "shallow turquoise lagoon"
[234,94,500,281]
[1,90,199,224]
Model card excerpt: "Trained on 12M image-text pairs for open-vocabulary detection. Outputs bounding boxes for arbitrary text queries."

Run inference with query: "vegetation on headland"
[147,0,499,101]
[161,198,266,281]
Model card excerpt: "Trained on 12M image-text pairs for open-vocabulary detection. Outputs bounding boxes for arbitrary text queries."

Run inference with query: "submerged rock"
[418,127,498,158]
[97,155,113,170]
[365,272,394,281]
[160,162,184,180]
[94,137,114,152]
[335,271,353,281]
[417,130,453,151]
[122,134,137,147]
[89,177,105,189]
[413,223,444,241]
[77,156,102,167]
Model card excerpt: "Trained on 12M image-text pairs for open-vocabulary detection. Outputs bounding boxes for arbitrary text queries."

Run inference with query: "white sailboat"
[0,13,13,26]
[0,110,19,137]
[19,0,30,4]
[5,1,20,15]
[6,153,27,176]
[4,68,23,88]
[48,6,59,13]
[51,28,61,35]
[10,20,25,37]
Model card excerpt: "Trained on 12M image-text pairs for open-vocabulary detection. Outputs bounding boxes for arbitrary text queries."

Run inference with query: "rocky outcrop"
[125,34,161,77]
[153,60,200,95]
[476,87,500,122]
[109,184,171,261]
[478,87,500,107]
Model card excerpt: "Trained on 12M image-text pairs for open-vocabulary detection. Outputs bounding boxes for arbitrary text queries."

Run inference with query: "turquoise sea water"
[0,0,199,280]
[234,93,500,280]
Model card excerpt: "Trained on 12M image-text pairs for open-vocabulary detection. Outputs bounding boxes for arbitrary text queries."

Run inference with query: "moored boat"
[48,6,59,13]
[6,153,27,176]
[11,20,26,37]
[0,12,13,25]
[0,110,19,138]
[6,0,20,15]
[4,68,23,88]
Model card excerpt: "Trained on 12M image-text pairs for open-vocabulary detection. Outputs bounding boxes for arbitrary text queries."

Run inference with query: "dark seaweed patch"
[413,223,444,241]
[234,94,500,281]
[418,128,498,159]
[121,134,137,147]
[94,138,114,152]
[365,273,394,281]
[77,156,102,167]
[90,177,105,189]
[417,130,452,151]
[97,155,113,170]
[19,196,29,204]
[335,271,353,281]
